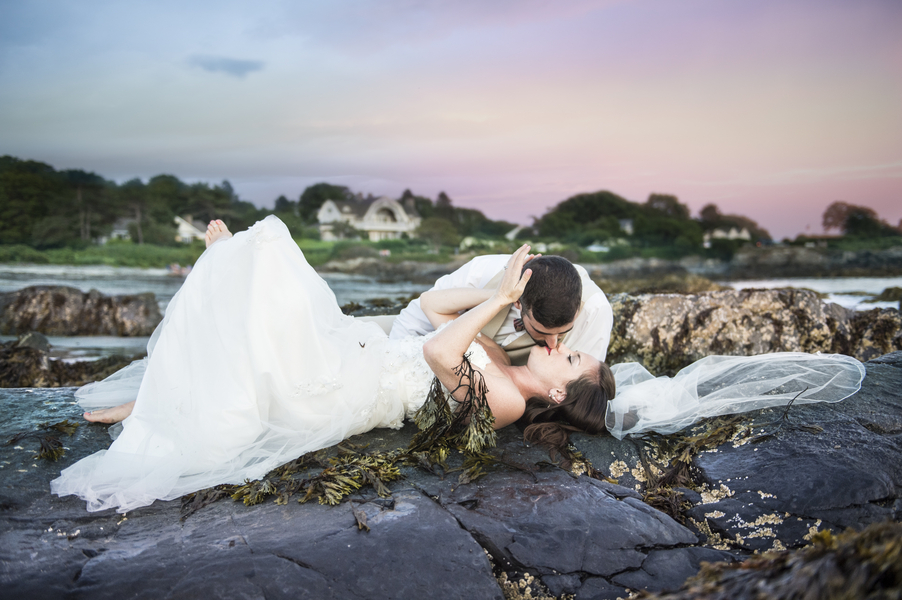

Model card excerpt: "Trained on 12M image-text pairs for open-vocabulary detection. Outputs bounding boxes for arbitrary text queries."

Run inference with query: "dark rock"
[0,285,161,336]
[575,577,629,600]
[583,477,643,500]
[728,245,902,278]
[0,338,143,387]
[2,352,901,598]
[611,547,735,593]
[441,470,697,577]
[685,351,902,552]
[542,573,582,596]
[607,289,902,374]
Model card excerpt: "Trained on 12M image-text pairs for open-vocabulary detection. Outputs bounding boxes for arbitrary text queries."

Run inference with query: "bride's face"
[526,342,600,399]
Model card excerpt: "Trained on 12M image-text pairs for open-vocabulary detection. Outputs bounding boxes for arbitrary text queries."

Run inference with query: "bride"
[51,217,613,513]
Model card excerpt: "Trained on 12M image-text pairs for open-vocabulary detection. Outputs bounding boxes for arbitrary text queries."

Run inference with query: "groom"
[390,253,613,366]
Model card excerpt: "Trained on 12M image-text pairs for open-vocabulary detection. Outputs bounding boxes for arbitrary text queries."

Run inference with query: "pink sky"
[1,0,899,239]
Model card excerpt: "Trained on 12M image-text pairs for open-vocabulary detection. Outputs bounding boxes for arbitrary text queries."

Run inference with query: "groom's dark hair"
[519,256,582,328]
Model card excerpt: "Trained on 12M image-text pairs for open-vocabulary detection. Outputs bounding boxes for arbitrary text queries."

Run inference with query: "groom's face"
[520,310,574,353]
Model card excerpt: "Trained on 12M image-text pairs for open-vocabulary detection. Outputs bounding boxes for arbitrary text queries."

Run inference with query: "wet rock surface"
[1,353,900,599]
[608,289,902,374]
[0,285,162,337]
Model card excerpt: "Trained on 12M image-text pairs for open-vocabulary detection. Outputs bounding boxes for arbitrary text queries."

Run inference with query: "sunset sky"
[1,0,900,239]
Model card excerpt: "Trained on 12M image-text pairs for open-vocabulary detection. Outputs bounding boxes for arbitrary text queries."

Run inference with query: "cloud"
[260,0,626,53]
[187,55,264,78]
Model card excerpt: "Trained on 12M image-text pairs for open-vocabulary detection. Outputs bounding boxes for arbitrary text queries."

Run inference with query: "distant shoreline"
[315,244,902,282]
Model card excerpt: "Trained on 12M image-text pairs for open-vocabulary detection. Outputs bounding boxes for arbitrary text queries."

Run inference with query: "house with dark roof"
[316,196,421,241]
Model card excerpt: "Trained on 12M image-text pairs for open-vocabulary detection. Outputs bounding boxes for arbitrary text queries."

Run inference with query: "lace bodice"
[371,331,491,429]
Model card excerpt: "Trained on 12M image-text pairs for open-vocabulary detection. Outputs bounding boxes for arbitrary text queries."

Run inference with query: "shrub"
[0,244,50,263]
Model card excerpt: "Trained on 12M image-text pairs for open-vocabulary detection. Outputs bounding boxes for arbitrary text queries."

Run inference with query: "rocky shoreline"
[0,286,162,337]
[1,279,901,598]
[1,352,900,599]
[317,245,902,282]
[4,288,900,388]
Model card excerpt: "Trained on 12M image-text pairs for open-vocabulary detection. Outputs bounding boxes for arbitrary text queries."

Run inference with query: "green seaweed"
[643,521,902,599]
[182,355,504,517]
[5,419,80,461]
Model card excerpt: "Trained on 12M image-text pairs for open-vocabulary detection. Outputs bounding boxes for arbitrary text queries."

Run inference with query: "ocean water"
[0,264,424,312]
[1,264,899,361]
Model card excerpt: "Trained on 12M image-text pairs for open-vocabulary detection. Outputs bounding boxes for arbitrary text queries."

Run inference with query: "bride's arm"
[423,245,533,426]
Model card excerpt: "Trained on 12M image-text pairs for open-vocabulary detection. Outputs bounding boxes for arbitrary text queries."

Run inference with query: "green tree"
[274,195,296,215]
[299,183,352,222]
[120,179,150,245]
[0,156,65,245]
[62,169,112,242]
[822,201,897,237]
[146,174,187,218]
[645,193,690,220]
[401,189,434,219]
[183,182,232,224]
[416,217,460,251]
[433,191,455,221]
[535,190,639,240]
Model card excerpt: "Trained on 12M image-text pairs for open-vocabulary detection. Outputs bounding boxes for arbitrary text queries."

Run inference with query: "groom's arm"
[419,287,495,330]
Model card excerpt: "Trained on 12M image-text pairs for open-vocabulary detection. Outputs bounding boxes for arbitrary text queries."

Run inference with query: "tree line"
[2,154,896,253]
[0,156,266,248]
[0,156,517,250]
[527,190,772,249]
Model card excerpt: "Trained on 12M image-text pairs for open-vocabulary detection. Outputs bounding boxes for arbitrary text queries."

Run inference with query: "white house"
[703,227,751,248]
[317,196,421,241]
[174,215,207,243]
[101,217,135,243]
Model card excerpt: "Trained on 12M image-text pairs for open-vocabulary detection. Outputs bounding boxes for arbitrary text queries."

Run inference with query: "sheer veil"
[606,352,866,439]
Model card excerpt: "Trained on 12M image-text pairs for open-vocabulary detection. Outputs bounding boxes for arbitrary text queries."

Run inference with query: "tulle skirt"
[51,217,401,513]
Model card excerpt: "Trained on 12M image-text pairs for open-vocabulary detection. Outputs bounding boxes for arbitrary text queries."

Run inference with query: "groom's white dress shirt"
[389,254,613,362]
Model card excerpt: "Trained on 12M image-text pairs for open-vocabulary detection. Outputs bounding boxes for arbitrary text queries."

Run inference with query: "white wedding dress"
[50,216,866,513]
[51,217,457,513]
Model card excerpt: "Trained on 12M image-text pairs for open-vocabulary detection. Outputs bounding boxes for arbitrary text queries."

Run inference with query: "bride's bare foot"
[205,219,233,248]
[84,401,136,424]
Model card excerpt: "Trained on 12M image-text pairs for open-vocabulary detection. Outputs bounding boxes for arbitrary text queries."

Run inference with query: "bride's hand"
[494,244,536,305]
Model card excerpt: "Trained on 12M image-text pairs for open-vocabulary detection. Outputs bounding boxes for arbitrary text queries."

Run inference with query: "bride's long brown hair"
[519,363,615,467]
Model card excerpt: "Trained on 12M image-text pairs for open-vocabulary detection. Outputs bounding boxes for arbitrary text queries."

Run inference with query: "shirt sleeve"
[389,255,510,339]
[565,268,614,361]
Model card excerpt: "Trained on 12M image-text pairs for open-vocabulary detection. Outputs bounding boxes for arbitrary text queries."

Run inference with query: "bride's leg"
[205,219,233,248]
[84,401,136,423]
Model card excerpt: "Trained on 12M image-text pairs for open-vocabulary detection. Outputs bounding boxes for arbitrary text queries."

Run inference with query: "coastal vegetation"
[1,155,899,268]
